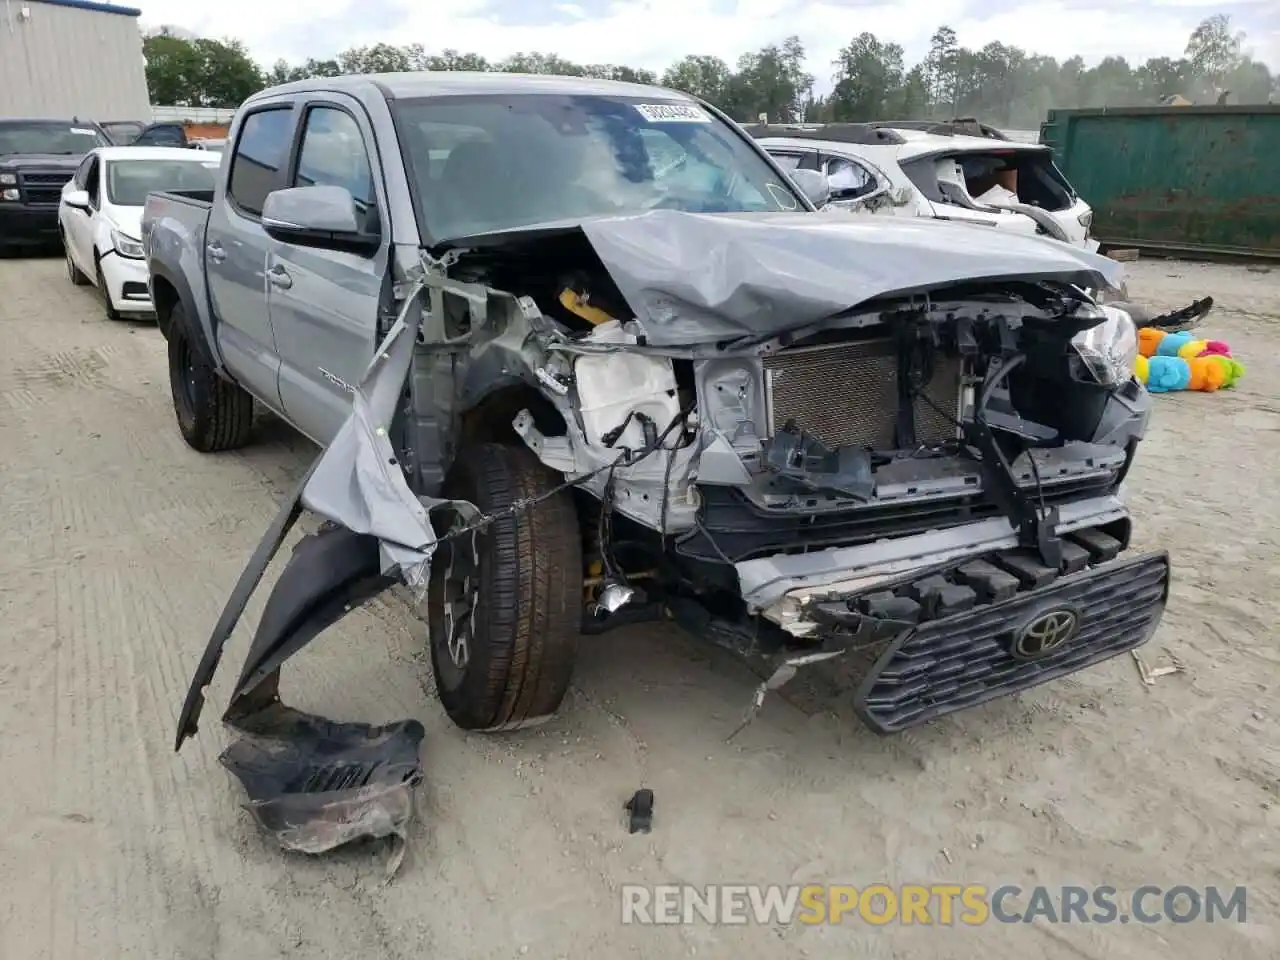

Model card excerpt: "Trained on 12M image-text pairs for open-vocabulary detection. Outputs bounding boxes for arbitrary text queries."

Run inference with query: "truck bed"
[142,187,216,347]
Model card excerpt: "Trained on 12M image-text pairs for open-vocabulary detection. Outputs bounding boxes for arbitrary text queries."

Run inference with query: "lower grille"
[855,550,1170,733]
[763,338,963,450]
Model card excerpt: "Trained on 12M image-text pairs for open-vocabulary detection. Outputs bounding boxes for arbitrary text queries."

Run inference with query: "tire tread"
[434,443,581,730]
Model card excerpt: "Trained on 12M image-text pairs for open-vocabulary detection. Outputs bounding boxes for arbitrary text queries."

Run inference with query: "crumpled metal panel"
[569,209,1123,345]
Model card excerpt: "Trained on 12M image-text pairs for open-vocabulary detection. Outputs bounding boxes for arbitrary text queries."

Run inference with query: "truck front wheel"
[427,443,582,731]
[166,306,255,452]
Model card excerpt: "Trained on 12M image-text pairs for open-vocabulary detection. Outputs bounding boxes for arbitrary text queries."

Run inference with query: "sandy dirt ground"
[1,255,1277,960]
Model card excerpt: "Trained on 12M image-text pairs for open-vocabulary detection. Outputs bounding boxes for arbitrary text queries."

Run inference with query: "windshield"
[105,158,220,206]
[0,121,109,156]
[392,94,803,242]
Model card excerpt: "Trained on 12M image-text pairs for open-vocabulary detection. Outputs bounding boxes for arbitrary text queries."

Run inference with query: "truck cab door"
[268,98,389,447]
[205,104,299,415]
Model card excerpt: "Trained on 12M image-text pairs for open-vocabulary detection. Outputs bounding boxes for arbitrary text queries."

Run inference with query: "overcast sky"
[136,0,1280,88]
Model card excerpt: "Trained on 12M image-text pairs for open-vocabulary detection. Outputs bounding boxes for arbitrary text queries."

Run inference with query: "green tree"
[924,26,959,111]
[337,43,420,74]
[143,31,204,105]
[142,32,261,107]
[1185,14,1244,89]
[829,33,905,121]
[583,64,658,84]
[498,52,586,75]
[195,38,264,107]
[723,37,812,122]
[661,55,732,105]
[424,49,492,71]
[891,65,931,119]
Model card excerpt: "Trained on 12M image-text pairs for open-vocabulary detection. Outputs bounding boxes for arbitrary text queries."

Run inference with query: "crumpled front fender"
[173,463,425,862]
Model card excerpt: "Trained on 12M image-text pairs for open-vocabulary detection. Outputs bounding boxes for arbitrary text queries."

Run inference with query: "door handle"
[267,266,292,290]
[206,241,226,263]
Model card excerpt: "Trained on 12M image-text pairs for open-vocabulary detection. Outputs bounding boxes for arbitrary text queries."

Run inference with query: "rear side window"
[228,108,295,217]
[824,156,877,200]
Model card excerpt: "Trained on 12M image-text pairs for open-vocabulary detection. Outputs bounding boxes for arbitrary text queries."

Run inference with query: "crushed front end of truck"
[424,211,1169,734]
[174,210,1169,856]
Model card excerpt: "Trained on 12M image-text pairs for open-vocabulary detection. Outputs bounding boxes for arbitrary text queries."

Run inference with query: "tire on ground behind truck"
[428,442,582,731]
[166,302,256,452]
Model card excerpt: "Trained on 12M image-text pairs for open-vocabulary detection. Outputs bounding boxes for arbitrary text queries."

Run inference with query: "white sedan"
[59,146,220,319]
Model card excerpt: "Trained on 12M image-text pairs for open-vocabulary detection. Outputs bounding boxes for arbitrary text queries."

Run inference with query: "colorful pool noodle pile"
[1135,329,1246,394]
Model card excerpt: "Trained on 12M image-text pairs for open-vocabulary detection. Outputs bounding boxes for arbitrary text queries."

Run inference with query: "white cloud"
[136,0,1278,84]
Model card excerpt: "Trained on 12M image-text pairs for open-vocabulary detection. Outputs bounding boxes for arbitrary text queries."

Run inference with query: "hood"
[448,210,1123,346]
[108,206,145,241]
[0,154,84,170]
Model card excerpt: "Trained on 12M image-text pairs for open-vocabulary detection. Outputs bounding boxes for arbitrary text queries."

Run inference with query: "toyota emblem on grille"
[1013,608,1080,660]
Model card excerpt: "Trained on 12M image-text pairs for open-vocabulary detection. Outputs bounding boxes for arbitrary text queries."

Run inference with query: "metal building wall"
[0,0,151,120]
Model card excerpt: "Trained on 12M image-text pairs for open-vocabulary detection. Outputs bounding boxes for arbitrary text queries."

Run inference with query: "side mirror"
[261,185,378,254]
[789,169,832,209]
[64,189,91,210]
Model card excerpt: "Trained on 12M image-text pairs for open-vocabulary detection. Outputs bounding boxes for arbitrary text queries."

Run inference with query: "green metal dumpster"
[1040,105,1280,259]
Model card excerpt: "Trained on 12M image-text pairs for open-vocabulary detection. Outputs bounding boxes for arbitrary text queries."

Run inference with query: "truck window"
[228,107,295,217]
[293,106,379,234]
[392,94,803,243]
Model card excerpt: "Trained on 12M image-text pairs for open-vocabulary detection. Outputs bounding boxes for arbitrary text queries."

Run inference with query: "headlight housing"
[112,227,145,260]
[0,173,16,185]
[1071,304,1138,385]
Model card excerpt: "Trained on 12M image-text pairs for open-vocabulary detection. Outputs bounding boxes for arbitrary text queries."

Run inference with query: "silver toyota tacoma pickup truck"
[142,72,1168,852]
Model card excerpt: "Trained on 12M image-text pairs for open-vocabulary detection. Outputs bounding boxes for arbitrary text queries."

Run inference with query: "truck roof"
[246,71,698,106]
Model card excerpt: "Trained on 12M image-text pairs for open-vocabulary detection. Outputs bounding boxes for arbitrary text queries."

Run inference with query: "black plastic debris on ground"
[220,702,426,858]
[625,788,654,834]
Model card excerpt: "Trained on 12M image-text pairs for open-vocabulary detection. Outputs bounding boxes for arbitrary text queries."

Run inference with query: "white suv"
[749,120,1098,251]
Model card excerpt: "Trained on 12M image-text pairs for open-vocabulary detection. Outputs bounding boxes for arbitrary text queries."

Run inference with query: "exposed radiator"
[763,338,964,450]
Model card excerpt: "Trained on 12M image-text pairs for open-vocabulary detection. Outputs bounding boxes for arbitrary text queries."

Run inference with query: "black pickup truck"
[0,118,110,252]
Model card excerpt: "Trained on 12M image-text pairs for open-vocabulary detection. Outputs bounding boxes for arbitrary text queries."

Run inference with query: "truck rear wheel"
[166,305,255,452]
[427,443,582,731]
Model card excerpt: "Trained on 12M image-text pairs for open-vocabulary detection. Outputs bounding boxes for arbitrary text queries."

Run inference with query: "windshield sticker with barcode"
[71,128,97,136]
[633,103,712,123]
